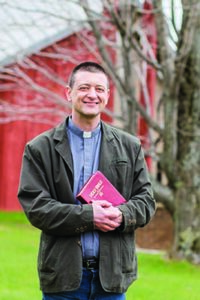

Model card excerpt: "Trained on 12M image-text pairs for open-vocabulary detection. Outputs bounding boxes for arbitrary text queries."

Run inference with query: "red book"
[76,171,126,206]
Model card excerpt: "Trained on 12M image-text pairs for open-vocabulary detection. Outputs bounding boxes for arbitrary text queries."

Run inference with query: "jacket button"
[128,219,136,225]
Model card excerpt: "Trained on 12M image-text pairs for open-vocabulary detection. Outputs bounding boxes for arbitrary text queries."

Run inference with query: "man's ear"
[65,86,72,102]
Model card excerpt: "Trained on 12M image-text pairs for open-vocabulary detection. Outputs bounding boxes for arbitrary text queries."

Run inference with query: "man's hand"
[92,200,123,232]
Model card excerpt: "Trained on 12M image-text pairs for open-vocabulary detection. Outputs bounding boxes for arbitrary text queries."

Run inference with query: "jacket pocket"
[38,233,58,273]
[120,232,136,273]
[109,160,132,199]
[40,270,57,287]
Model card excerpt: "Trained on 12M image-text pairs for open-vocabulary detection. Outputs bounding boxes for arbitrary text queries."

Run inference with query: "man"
[18,61,156,300]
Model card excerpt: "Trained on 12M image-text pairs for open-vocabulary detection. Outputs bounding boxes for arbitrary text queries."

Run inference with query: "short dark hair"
[68,61,109,88]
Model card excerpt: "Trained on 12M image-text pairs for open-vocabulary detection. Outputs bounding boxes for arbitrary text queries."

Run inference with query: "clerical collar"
[67,117,101,138]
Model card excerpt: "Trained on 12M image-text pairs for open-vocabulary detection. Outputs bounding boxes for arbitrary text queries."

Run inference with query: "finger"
[95,223,117,232]
[105,207,122,220]
[91,200,112,208]
[95,219,121,231]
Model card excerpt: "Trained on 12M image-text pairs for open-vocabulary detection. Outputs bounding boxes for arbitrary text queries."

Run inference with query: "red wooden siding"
[0,33,115,211]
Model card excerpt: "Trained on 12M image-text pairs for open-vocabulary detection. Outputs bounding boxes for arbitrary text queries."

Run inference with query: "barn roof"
[0,0,102,67]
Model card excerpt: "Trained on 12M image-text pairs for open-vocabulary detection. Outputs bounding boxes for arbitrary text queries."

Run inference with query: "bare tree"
[152,0,200,263]
[76,0,200,264]
[0,0,200,263]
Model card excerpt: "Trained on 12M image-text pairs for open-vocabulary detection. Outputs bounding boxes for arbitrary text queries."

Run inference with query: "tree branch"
[151,177,175,215]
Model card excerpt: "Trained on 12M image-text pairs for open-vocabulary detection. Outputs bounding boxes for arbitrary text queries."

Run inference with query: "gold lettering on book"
[89,180,104,198]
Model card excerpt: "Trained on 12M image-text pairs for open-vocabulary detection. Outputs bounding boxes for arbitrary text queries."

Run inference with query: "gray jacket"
[18,117,156,293]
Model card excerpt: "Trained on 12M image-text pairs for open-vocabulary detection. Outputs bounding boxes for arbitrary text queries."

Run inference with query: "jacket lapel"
[99,122,117,179]
[53,119,73,175]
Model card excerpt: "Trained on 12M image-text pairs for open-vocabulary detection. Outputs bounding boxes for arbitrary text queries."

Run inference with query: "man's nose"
[87,87,97,98]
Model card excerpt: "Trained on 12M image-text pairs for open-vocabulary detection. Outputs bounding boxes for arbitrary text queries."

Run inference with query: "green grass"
[0,212,41,300]
[127,253,200,300]
[1,212,200,300]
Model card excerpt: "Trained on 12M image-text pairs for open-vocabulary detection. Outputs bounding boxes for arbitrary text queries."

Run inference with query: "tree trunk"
[171,20,200,264]
[173,183,200,263]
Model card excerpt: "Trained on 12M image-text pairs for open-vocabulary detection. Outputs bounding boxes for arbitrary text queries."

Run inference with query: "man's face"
[67,71,110,120]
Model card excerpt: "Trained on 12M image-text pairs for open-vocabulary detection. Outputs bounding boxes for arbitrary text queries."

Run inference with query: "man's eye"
[79,86,88,91]
[96,88,104,92]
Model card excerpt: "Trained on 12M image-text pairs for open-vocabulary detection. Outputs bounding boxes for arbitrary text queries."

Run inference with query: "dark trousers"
[43,268,126,300]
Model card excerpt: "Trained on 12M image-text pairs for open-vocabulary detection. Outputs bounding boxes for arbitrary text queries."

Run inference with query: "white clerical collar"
[68,117,101,138]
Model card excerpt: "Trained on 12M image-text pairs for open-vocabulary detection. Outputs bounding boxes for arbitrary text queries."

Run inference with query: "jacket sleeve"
[118,144,156,233]
[18,142,94,236]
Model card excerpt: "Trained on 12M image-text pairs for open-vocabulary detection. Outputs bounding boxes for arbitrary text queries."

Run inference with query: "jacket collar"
[52,116,117,177]
[53,118,73,174]
[98,122,118,179]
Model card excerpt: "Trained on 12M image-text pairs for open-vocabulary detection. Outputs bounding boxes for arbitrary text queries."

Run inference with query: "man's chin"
[81,110,100,119]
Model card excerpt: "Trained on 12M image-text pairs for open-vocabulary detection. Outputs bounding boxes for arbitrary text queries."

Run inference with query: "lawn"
[1,212,200,300]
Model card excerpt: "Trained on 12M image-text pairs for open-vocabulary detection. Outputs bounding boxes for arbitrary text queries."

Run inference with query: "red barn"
[0,1,115,210]
[0,1,156,211]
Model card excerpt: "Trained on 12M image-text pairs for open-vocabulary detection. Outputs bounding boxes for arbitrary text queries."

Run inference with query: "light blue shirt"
[67,117,101,258]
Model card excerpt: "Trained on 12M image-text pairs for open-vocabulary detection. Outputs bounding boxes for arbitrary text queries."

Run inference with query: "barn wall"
[0,32,116,211]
